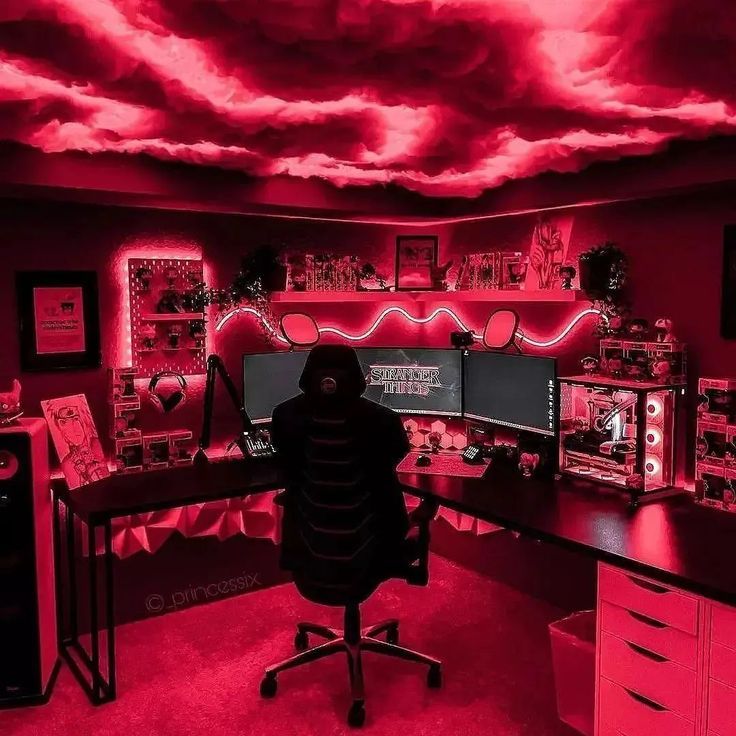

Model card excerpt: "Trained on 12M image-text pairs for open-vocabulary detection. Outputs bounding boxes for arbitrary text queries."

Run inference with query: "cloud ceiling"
[1,0,735,197]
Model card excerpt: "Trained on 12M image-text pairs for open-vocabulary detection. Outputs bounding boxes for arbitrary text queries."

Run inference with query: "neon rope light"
[215,304,601,349]
[515,308,602,348]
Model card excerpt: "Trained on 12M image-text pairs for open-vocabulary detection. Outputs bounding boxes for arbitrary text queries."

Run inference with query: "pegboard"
[128,257,206,378]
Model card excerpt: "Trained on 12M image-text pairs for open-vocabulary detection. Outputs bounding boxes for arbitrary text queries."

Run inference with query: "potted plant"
[578,242,627,299]
[238,245,287,293]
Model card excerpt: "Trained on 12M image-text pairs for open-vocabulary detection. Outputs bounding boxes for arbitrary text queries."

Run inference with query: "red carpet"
[1,555,579,736]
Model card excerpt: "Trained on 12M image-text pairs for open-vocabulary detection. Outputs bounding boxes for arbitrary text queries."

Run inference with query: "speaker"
[0,419,58,707]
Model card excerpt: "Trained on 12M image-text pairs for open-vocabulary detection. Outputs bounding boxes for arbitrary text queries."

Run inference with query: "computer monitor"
[463,351,557,436]
[243,347,463,423]
[243,351,309,424]
[355,348,462,417]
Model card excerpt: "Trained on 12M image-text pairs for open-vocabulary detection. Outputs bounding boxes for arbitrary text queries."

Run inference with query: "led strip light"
[215,304,602,349]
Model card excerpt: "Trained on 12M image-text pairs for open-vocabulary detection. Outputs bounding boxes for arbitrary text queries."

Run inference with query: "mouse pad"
[396,451,489,478]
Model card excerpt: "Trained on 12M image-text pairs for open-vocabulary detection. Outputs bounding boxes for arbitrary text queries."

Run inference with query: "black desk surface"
[399,467,736,606]
[53,457,736,606]
[52,458,283,523]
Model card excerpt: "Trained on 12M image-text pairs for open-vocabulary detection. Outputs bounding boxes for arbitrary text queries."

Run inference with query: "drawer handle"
[625,640,669,663]
[627,610,668,629]
[623,687,667,712]
[626,575,669,595]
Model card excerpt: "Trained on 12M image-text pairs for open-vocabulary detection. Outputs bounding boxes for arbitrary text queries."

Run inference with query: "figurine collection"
[696,377,736,512]
[580,315,686,384]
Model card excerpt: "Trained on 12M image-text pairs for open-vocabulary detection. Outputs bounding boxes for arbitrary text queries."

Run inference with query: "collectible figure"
[156,290,184,314]
[559,265,576,290]
[0,379,22,425]
[141,323,157,350]
[518,452,540,478]
[725,481,736,507]
[428,431,442,453]
[650,357,672,383]
[580,355,599,376]
[605,313,625,336]
[164,266,179,289]
[654,317,675,343]
[135,266,153,291]
[624,358,646,381]
[626,318,649,339]
[607,355,624,379]
[167,324,183,349]
[696,435,708,460]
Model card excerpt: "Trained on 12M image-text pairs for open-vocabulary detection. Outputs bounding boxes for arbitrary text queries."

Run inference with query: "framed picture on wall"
[722,226,736,338]
[395,235,438,290]
[16,271,101,371]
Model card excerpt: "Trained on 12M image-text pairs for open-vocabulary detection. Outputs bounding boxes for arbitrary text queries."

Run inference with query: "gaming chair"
[262,345,442,728]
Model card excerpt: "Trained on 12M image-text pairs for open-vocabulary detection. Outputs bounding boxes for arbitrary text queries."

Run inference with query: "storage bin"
[549,610,596,736]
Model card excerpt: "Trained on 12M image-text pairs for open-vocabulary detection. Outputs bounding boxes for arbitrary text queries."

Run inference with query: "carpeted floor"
[1,555,579,736]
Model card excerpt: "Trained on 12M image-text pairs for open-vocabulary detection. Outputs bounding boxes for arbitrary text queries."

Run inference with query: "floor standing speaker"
[0,418,58,707]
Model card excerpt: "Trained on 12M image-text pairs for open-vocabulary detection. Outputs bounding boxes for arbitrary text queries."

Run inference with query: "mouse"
[415,454,432,468]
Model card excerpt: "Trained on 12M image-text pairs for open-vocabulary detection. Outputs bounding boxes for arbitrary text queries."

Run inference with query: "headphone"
[148,371,187,413]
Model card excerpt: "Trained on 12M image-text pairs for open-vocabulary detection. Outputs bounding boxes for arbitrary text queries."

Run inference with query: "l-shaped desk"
[53,456,736,736]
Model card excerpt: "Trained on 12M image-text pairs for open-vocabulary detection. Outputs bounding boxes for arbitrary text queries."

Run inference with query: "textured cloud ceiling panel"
[1,0,734,197]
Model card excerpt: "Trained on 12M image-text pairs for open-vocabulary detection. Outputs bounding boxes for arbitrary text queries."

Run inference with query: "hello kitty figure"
[0,379,23,425]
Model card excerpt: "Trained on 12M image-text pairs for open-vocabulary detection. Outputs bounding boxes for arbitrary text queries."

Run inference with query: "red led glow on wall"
[216,304,602,349]
[1,2,734,197]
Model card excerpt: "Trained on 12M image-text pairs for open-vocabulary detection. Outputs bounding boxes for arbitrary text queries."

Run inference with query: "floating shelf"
[140,313,205,322]
[270,290,587,304]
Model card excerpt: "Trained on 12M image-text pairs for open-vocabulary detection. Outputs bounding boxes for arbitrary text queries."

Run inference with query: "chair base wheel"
[294,631,309,651]
[260,674,277,698]
[427,664,442,689]
[347,700,366,728]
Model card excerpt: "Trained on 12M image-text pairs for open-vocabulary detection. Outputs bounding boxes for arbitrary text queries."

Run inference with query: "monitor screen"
[356,348,462,417]
[243,347,463,423]
[243,351,309,424]
[463,351,557,436]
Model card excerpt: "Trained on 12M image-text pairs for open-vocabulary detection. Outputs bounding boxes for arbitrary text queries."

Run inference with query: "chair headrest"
[299,345,366,400]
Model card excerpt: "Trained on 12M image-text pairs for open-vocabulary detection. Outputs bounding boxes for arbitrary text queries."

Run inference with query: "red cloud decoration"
[1,0,734,197]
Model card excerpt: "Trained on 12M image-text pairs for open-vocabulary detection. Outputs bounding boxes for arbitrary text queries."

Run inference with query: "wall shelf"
[270,290,587,304]
[140,313,205,322]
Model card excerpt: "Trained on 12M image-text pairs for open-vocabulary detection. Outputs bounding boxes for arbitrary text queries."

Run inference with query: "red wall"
[2,187,733,479]
[0,197,594,459]
[3,185,734,621]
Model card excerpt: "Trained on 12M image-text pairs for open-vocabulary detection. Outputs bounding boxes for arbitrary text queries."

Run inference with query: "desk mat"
[397,451,489,478]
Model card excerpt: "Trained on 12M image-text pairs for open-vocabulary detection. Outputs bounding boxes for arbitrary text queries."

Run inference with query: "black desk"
[399,467,736,606]
[53,458,283,704]
[53,457,736,705]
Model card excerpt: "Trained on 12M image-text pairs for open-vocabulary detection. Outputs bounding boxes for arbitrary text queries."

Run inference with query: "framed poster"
[395,235,439,291]
[16,271,101,371]
[722,226,736,338]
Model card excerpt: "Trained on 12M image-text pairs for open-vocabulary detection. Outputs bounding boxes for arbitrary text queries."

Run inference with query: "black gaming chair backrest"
[290,345,382,604]
[299,345,366,404]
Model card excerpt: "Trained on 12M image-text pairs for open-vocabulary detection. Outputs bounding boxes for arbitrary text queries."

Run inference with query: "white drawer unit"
[596,563,705,736]
[706,604,736,736]
[598,564,700,635]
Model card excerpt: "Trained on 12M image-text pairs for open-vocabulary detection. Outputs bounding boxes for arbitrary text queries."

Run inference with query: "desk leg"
[66,506,78,641]
[104,520,116,700]
[89,523,101,702]
[53,496,64,648]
